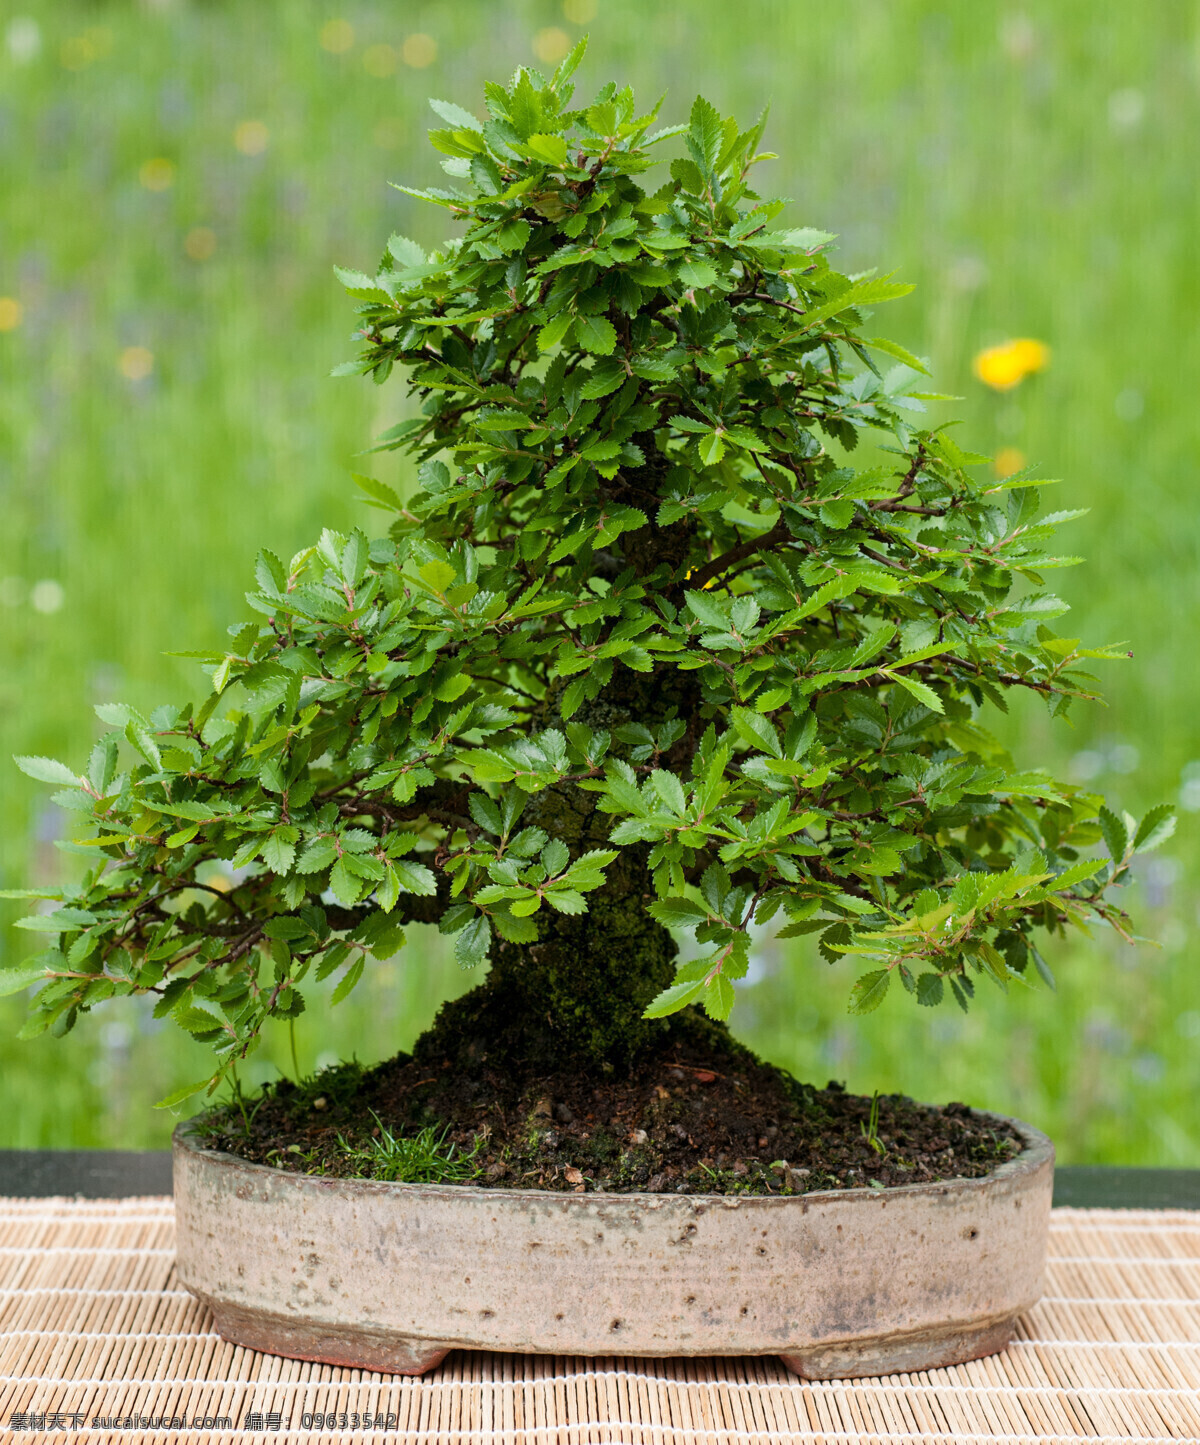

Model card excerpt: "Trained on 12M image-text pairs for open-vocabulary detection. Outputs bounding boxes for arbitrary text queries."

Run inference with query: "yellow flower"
[533,27,571,64]
[402,33,437,68]
[972,337,1050,391]
[319,19,354,54]
[0,297,23,332]
[993,447,1026,479]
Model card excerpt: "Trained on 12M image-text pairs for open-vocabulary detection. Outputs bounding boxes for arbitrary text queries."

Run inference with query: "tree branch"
[686,519,790,591]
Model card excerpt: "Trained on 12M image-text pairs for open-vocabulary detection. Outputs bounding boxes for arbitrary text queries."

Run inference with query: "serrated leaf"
[15,755,81,787]
[576,315,617,355]
[429,98,482,132]
[329,857,363,907]
[848,969,890,1014]
[731,705,782,758]
[1098,805,1129,864]
[526,132,568,166]
[454,913,491,969]
[153,1077,216,1110]
[885,671,943,714]
[331,957,364,1005]
[0,956,56,997]
[1133,804,1176,853]
[642,978,705,1018]
[916,972,943,1007]
[702,973,735,1020]
[647,897,709,928]
[536,313,572,356]
[864,336,930,375]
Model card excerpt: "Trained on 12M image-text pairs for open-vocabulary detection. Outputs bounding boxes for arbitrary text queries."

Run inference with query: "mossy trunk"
[414,777,678,1078]
[415,485,700,1081]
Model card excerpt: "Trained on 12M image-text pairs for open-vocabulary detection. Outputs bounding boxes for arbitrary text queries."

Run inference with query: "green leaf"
[15,756,81,787]
[677,259,716,289]
[687,94,723,173]
[884,671,943,714]
[647,898,709,928]
[526,132,569,167]
[576,315,617,355]
[0,955,55,997]
[331,957,365,1005]
[698,431,726,465]
[863,336,930,375]
[497,218,531,254]
[1133,804,1176,853]
[429,98,483,132]
[848,969,890,1014]
[684,590,728,630]
[642,978,705,1018]
[1098,805,1129,864]
[455,914,491,969]
[702,973,735,1020]
[538,311,574,351]
[153,1077,216,1110]
[916,973,944,1007]
[731,706,782,758]
[329,857,363,907]
[261,832,297,875]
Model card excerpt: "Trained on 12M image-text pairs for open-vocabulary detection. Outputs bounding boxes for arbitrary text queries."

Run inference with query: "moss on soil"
[197,1010,1022,1196]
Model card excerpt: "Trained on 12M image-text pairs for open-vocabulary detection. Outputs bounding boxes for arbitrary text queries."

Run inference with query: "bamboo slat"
[0,1199,1196,1442]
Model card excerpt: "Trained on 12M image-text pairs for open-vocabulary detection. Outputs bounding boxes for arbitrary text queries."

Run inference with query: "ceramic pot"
[173,1114,1052,1379]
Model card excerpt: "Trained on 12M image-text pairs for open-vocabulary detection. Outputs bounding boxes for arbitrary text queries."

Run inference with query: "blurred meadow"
[2,0,1198,1160]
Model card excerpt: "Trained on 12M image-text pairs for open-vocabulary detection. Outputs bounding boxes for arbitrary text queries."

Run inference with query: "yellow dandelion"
[533,27,571,64]
[362,43,398,77]
[118,346,154,381]
[993,447,1027,480]
[563,0,597,20]
[1009,337,1049,375]
[139,157,175,192]
[319,19,354,53]
[184,227,217,261]
[972,337,1050,391]
[234,120,270,156]
[0,297,23,332]
[401,33,437,68]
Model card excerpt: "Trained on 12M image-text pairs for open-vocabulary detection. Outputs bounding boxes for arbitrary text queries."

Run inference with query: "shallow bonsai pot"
[173,1114,1053,1380]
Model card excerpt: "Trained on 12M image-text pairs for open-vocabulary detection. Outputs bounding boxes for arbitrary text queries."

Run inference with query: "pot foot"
[207,1300,452,1376]
[779,1311,1018,1380]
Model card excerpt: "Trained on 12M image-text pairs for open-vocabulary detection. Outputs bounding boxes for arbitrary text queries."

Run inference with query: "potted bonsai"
[6,48,1171,1378]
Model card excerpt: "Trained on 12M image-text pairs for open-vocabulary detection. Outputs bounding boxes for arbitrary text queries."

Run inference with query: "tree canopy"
[6,45,1171,1107]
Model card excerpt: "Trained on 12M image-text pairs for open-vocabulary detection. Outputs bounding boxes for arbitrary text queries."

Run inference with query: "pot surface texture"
[173,1115,1053,1378]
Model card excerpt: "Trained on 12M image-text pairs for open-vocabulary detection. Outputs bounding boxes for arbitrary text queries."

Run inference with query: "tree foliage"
[5,45,1171,1106]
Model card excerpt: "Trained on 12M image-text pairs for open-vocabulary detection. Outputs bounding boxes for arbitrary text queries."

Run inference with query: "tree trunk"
[415,495,700,1080]
[414,745,679,1076]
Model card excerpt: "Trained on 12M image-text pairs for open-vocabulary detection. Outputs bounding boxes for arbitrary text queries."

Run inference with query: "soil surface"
[197,1029,1023,1195]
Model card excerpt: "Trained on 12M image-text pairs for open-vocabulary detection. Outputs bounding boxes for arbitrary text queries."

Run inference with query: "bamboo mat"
[1,1198,1198,1443]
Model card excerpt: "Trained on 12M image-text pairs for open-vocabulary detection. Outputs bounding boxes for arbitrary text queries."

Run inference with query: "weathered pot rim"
[174,1107,1051,1209]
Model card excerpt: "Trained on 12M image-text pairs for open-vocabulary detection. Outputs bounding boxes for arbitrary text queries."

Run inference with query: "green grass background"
[2,0,1197,1160]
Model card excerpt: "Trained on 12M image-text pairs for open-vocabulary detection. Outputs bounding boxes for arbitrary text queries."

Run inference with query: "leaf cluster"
[5,45,1170,1101]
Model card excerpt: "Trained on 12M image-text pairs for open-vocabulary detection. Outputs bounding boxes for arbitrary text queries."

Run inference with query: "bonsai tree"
[5,47,1171,1122]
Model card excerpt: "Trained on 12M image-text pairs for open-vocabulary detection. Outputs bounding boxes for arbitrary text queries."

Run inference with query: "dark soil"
[197,1028,1023,1195]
